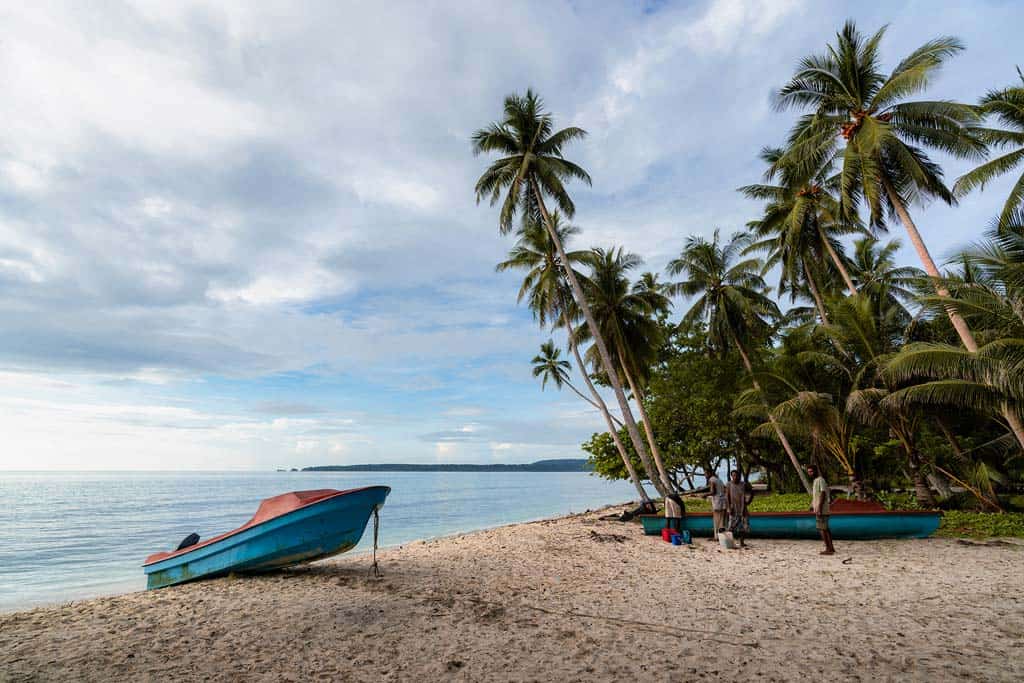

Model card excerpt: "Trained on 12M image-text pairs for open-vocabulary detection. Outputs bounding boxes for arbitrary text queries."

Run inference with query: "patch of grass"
[935,510,1024,539]
[750,493,811,512]
[874,491,920,511]
[678,493,810,513]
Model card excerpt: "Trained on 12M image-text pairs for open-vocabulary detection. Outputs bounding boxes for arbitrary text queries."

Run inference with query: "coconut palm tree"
[884,225,1024,452]
[850,237,922,317]
[574,247,677,492]
[884,339,1024,456]
[774,22,1024,448]
[666,230,813,493]
[741,146,862,307]
[473,90,667,495]
[737,379,861,498]
[634,271,670,298]
[495,214,589,328]
[824,295,935,505]
[531,341,573,391]
[775,21,986,352]
[499,217,652,501]
[955,68,1024,231]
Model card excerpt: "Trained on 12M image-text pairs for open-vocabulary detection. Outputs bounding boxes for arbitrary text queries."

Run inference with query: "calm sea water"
[0,471,638,612]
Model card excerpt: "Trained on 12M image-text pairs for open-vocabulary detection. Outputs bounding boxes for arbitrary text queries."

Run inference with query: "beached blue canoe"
[640,503,941,540]
[143,486,390,589]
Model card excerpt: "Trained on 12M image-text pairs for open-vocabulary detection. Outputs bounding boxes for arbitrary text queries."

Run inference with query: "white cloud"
[0,1,1017,469]
[684,0,803,54]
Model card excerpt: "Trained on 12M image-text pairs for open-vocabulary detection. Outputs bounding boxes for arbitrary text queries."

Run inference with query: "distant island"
[301,458,592,473]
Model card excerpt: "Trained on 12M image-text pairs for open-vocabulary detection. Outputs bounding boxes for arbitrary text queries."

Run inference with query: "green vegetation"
[935,511,1024,539]
[678,493,812,514]
[474,22,1024,526]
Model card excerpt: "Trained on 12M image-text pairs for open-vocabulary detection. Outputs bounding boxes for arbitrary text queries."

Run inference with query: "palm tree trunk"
[730,329,813,493]
[891,425,934,507]
[1001,407,1024,453]
[563,313,651,503]
[805,266,853,358]
[882,177,978,349]
[616,341,676,494]
[530,179,669,498]
[934,416,965,460]
[882,177,1024,451]
[680,466,695,490]
[562,379,605,413]
[933,464,1003,512]
[819,225,857,295]
[804,266,830,325]
[907,450,937,508]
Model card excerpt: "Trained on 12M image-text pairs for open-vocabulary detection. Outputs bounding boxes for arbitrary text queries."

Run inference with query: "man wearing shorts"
[809,464,835,555]
[704,472,727,540]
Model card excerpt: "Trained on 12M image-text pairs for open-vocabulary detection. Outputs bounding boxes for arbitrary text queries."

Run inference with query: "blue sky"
[1,0,1021,469]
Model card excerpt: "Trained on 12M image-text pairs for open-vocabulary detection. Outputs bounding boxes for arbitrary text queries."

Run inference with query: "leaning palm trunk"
[933,418,1002,511]
[530,180,669,498]
[804,266,831,325]
[818,225,858,295]
[883,177,1024,451]
[562,312,651,503]
[805,268,852,358]
[932,464,1003,512]
[731,330,813,493]
[883,178,977,349]
[615,341,676,494]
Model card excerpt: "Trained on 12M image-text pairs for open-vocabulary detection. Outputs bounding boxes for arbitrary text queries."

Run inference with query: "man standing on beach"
[725,470,752,548]
[704,471,727,540]
[809,464,835,555]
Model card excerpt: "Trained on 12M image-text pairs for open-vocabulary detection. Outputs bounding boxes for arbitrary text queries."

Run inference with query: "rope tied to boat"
[369,506,382,579]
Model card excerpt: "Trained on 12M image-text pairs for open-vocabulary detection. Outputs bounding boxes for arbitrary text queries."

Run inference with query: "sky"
[1,0,1021,470]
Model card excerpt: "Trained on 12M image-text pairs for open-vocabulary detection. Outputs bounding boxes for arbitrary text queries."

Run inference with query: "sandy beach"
[1,506,1022,682]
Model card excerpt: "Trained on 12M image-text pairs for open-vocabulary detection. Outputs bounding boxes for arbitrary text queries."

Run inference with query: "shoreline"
[0,502,633,615]
[2,505,1022,681]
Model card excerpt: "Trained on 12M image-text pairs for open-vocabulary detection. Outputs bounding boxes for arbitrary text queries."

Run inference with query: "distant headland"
[297,459,592,473]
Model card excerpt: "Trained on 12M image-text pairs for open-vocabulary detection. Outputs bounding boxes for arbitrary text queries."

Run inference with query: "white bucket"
[719,531,736,549]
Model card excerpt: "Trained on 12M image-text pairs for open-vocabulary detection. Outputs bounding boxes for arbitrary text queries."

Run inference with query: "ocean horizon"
[0,470,640,612]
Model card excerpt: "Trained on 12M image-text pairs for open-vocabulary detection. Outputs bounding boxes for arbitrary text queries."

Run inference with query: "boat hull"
[639,510,940,540]
[144,486,390,589]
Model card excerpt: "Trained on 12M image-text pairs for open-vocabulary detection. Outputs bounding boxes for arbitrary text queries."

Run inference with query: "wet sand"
[1,507,1022,681]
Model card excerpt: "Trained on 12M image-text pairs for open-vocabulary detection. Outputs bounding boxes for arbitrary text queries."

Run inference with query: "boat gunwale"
[142,485,390,567]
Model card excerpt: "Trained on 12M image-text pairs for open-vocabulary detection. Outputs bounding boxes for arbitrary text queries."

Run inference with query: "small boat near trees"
[143,486,390,590]
[639,500,941,540]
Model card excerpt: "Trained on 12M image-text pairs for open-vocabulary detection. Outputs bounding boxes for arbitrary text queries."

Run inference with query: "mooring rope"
[369,507,382,578]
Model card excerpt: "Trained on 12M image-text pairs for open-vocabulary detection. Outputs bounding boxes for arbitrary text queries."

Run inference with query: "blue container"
[670,534,682,545]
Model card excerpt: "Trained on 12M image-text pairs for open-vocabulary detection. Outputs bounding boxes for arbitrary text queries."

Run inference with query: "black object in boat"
[176,532,200,550]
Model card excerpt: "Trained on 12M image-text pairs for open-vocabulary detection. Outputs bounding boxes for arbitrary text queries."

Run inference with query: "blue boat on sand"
[639,500,941,540]
[143,486,390,590]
